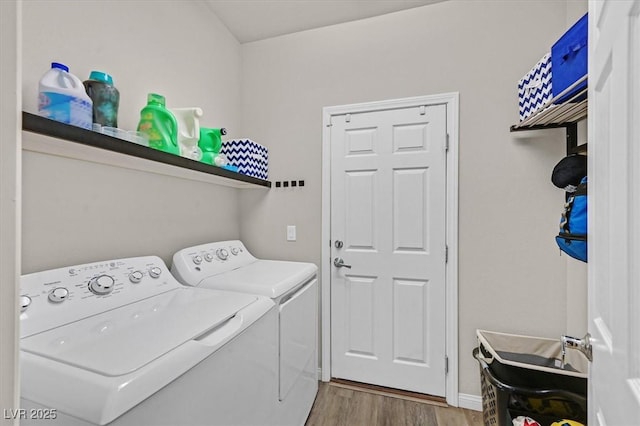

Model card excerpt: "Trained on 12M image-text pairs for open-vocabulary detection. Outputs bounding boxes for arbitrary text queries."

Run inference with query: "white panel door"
[588,0,640,424]
[330,104,447,396]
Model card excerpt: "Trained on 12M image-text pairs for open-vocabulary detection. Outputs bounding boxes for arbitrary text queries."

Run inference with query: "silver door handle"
[333,257,351,268]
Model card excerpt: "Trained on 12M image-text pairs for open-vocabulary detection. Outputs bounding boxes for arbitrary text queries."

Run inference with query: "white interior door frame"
[321,93,459,406]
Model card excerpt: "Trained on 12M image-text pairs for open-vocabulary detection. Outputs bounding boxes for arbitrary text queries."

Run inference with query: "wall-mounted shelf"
[510,75,587,155]
[22,112,271,189]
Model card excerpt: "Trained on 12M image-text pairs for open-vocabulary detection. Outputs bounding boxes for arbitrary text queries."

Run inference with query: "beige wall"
[1,1,21,423]
[21,0,245,272]
[567,0,589,23]
[238,0,586,396]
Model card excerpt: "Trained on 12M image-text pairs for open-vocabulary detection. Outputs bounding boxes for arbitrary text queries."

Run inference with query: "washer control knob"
[216,248,229,261]
[148,267,162,278]
[192,255,203,265]
[204,253,214,262]
[88,275,115,295]
[20,295,32,313]
[129,270,144,283]
[48,287,69,303]
[231,247,240,256]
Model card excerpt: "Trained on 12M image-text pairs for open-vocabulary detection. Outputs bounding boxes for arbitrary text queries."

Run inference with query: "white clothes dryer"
[171,240,318,426]
[18,256,279,426]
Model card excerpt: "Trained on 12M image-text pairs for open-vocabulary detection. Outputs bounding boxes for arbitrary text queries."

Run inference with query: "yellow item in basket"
[550,421,584,426]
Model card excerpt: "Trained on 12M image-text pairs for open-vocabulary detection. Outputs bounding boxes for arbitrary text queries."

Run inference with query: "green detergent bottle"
[198,127,227,165]
[137,93,179,155]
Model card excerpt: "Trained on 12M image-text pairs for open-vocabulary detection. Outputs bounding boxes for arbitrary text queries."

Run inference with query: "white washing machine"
[171,240,318,426]
[18,256,279,426]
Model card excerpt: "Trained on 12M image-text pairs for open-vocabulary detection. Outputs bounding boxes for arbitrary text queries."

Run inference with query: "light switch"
[287,225,296,241]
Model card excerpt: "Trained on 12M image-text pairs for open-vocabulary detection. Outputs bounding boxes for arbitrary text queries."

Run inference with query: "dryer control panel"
[20,256,180,338]
[171,240,256,285]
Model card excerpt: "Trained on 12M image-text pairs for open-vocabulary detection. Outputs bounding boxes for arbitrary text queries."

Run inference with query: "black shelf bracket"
[510,121,586,156]
[564,122,587,155]
[566,122,578,154]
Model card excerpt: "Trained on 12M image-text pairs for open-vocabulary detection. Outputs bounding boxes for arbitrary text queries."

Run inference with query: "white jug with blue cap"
[38,62,93,129]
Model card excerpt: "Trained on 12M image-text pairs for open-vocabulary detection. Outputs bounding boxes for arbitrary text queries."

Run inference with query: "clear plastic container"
[127,131,149,147]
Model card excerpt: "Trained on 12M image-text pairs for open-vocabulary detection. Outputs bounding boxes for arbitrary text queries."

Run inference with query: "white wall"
[1,1,21,423]
[239,0,584,396]
[21,0,245,271]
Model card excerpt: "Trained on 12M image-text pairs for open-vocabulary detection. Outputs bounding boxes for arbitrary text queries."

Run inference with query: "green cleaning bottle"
[198,127,227,165]
[137,93,179,155]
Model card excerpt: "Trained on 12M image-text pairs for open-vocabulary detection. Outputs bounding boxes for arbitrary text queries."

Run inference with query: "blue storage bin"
[551,13,588,103]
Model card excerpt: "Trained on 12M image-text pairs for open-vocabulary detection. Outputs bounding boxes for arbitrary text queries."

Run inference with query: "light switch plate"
[287,225,296,241]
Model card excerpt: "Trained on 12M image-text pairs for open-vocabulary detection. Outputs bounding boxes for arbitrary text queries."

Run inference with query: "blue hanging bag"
[556,176,587,262]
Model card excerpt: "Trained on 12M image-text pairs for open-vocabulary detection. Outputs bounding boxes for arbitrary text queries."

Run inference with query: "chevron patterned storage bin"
[518,53,552,121]
[220,139,269,180]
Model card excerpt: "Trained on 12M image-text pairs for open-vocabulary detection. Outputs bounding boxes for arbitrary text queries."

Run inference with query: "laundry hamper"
[473,330,587,426]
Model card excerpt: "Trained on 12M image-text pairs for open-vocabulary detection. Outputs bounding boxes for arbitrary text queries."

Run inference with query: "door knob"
[333,257,351,269]
[561,333,593,363]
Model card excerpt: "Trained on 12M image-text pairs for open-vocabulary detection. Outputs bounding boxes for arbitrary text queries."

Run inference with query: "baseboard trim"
[319,368,483,412]
[458,393,482,412]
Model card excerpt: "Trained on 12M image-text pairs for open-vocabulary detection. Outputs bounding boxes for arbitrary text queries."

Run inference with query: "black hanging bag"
[551,154,587,192]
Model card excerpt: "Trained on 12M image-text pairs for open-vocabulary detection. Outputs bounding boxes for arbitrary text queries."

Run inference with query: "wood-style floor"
[305,382,483,426]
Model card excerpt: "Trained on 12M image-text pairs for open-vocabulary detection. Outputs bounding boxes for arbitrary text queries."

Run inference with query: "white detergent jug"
[171,107,204,161]
[38,62,93,129]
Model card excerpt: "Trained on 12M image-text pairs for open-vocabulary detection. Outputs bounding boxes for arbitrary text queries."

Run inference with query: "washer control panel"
[171,240,255,285]
[20,256,178,338]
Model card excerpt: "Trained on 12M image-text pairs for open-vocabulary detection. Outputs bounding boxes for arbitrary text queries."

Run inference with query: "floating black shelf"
[510,75,587,155]
[22,112,271,188]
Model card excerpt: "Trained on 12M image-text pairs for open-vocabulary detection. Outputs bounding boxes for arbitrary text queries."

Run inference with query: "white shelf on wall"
[22,112,271,189]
